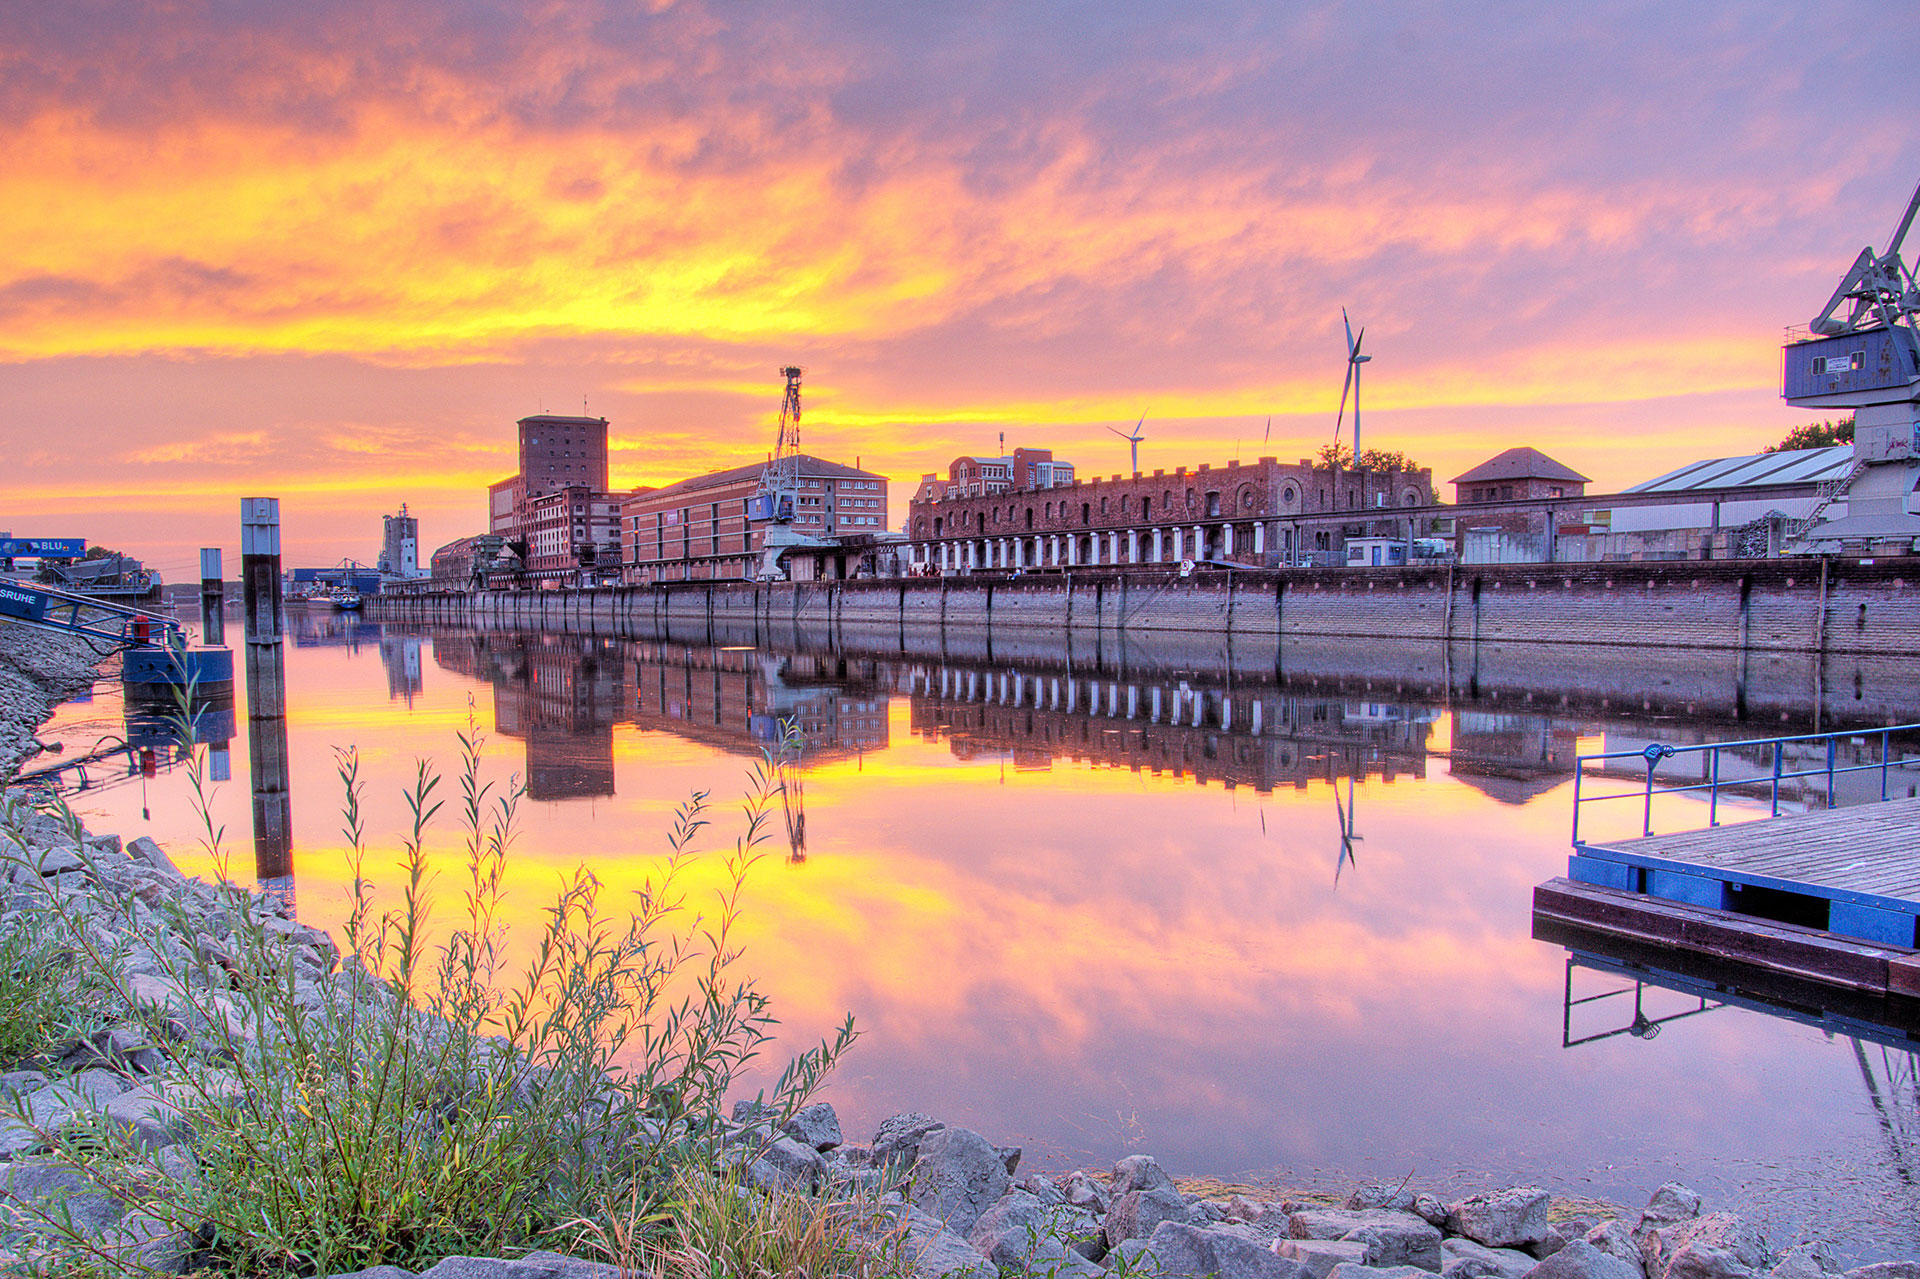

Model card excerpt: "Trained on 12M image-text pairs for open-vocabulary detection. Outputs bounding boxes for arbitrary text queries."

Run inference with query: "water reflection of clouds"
[40,626,1920,1260]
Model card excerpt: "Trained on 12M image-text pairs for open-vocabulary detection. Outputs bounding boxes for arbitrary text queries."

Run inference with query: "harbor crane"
[1783,175,1920,552]
[749,366,830,580]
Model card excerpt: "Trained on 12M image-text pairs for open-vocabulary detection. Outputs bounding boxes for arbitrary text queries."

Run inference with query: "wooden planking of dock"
[1570,794,1920,947]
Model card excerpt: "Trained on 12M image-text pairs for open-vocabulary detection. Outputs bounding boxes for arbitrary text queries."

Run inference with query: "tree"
[1317,443,1421,471]
[1767,416,1854,453]
[1358,448,1419,472]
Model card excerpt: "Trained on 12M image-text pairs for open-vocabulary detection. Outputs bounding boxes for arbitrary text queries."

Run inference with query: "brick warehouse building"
[489,413,613,542]
[905,456,1438,572]
[622,455,888,584]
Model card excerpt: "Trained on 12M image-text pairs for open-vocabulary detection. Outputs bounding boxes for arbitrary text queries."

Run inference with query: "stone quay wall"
[371,560,1920,660]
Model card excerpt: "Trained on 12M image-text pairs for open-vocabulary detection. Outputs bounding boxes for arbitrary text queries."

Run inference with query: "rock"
[967,1190,1102,1276]
[1019,1173,1066,1206]
[1444,1237,1540,1279]
[1106,1185,1193,1245]
[902,1204,995,1279]
[1633,1185,1702,1251]
[782,1101,843,1151]
[1413,1196,1448,1228]
[1275,1238,1373,1279]
[413,1251,621,1278]
[1522,1240,1643,1279]
[1111,1153,1175,1197]
[995,1144,1023,1176]
[1447,1188,1550,1249]
[1343,1216,1444,1271]
[1765,1243,1837,1279]
[1536,1220,1599,1263]
[1139,1221,1308,1279]
[1328,1267,1436,1279]
[99,1210,196,1274]
[1842,1267,1920,1279]
[1234,1203,1299,1243]
[60,1025,168,1075]
[1581,1222,1643,1276]
[326,1269,418,1279]
[748,1136,826,1192]
[874,1112,946,1170]
[104,1086,190,1150]
[1349,1183,1421,1213]
[0,1159,128,1238]
[908,1126,1011,1237]
[0,1070,48,1098]
[30,845,85,877]
[1290,1210,1426,1242]
[126,836,186,881]
[1062,1170,1108,1215]
[1648,1213,1768,1279]
[87,835,122,857]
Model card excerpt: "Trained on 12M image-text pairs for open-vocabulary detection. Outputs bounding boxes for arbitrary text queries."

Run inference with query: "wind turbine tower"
[1332,310,1372,468]
[1106,414,1147,473]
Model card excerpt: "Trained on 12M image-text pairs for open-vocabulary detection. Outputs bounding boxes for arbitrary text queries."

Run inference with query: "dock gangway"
[0,578,185,652]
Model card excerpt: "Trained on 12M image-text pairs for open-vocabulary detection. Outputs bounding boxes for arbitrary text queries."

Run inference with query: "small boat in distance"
[331,591,363,611]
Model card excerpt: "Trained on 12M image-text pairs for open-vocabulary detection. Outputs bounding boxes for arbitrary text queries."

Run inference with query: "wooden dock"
[1570,795,1920,947]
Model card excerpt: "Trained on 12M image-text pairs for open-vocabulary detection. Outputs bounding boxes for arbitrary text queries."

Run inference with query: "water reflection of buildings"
[628,642,889,765]
[433,633,630,800]
[378,634,424,705]
[900,663,1436,793]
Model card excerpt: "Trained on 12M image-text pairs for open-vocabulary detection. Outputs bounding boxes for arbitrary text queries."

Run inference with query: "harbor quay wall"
[374,560,1920,659]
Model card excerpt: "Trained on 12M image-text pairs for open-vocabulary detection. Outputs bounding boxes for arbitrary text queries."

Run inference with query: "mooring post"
[199,547,224,646]
[240,498,292,895]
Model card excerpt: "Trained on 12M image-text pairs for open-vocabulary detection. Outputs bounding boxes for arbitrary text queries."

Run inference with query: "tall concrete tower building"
[379,504,424,578]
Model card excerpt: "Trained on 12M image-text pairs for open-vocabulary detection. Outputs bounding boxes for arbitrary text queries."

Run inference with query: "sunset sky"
[5,1,1919,576]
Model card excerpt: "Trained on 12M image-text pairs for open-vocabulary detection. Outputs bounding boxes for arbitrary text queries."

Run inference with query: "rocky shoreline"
[0,625,114,772]
[0,627,1913,1279]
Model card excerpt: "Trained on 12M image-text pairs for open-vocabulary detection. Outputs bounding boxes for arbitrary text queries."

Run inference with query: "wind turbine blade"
[1343,308,1356,356]
[1133,413,1147,440]
[1105,424,1130,440]
[1262,414,1271,445]
[1352,326,1366,357]
[1334,361,1355,437]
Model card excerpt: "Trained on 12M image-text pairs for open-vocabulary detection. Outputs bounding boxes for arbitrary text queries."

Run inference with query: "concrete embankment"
[372,560,1920,659]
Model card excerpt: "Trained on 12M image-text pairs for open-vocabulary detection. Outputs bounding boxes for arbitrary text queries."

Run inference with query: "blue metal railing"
[1571,723,1920,847]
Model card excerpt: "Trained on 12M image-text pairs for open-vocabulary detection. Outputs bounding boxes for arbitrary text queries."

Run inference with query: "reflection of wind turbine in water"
[1333,768,1362,885]
[1852,1038,1920,1186]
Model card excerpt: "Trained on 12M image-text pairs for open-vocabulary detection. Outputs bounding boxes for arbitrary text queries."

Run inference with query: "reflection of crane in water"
[1852,1038,1919,1186]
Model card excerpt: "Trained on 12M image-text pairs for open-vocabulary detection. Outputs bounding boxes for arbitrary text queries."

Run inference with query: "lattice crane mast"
[749,366,828,579]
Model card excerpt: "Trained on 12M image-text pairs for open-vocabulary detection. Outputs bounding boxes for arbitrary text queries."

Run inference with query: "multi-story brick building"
[526,486,624,585]
[488,414,613,545]
[912,448,1076,502]
[905,455,1437,572]
[621,455,888,583]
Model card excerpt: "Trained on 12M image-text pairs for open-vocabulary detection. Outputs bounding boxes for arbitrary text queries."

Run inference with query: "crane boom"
[1809,175,1920,338]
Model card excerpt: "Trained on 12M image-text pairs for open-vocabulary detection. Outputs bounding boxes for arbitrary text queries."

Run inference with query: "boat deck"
[1571,795,1920,946]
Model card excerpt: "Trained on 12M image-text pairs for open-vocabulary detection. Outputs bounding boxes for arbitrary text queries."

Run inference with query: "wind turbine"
[1107,414,1147,473]
[1332,309,1371,469]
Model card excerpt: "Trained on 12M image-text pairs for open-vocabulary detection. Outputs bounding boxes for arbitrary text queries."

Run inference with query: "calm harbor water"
[31,607,1920,1262]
